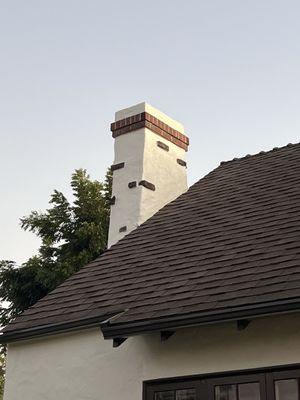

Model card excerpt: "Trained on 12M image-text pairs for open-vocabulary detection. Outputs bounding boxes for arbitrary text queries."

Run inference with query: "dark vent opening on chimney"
[111,162,125,171]
[128,181,137,188]
[139,180,156,191]
[119,226,127,233]
[157,141,169,152]
[177,159,187,167]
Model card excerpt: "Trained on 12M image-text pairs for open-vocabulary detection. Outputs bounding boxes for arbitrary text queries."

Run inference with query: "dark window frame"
[208,373,267,400]
[266,369,300,400]
[143,365,300,400]
[145,378,199,400]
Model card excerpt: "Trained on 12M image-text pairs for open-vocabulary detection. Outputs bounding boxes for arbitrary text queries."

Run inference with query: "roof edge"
[0,312,121,344]
[101,300,300,339]
[219,141,299,166]
[2,299,300,344]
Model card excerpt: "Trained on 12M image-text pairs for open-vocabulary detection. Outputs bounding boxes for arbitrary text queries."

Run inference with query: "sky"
[0,0,300,264]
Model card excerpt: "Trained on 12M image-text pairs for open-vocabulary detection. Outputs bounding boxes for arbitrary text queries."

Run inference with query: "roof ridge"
[219,141,300,166]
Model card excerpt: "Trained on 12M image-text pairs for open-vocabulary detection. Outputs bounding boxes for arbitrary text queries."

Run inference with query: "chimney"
[108,102,189,247]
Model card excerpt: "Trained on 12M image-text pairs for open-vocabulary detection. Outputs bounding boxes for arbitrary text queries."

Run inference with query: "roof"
[2,142,300,342]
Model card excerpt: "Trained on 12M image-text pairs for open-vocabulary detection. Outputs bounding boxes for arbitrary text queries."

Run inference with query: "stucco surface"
[108,126,187,247]
[4,313,300,400]
[108,129,145,246]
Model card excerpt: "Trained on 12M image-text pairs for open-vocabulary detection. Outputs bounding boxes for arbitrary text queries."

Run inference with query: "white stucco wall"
[108,129,146,246]
[108,102,188,247]
[4,313,300,400]
[140,128,187,223]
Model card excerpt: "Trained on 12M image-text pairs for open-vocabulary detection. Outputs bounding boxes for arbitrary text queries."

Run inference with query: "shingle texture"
[3,142,300,337]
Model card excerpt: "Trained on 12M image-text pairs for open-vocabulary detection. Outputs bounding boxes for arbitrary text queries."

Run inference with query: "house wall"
[4,313,300,400]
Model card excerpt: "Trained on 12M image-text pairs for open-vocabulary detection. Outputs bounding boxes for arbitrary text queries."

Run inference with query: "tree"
[0,168,112,327]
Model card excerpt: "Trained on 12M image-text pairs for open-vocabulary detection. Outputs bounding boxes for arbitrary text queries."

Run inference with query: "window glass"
[215,385,237,400]
[176,389,196,400]
[238,383,260,400]
[149,370,300,400]
[155,391,175,400]
[275,379,298,400]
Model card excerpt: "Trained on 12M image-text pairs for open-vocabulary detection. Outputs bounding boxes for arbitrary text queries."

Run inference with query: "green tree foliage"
[0,168,112,327]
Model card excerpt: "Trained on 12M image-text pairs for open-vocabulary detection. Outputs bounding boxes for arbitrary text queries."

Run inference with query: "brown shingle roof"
[2,142,300,341]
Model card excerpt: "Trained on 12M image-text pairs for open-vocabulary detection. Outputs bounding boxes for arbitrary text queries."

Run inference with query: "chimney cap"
[115,102,184,134]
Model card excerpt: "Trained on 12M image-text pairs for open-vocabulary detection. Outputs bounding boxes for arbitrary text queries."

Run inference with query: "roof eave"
[0,312,121,344]
[101,300,300,339]
[2,300,300,344]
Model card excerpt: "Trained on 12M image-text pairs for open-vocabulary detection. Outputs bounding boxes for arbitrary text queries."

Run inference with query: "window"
[144,367,300,400]
[214,382,260,400]
[270,370,300,400]
[209,374,265,400]
[154,389,196,400]
[275,380,298,400]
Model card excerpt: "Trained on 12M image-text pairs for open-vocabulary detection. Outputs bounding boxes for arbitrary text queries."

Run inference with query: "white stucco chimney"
[108,102,189,247]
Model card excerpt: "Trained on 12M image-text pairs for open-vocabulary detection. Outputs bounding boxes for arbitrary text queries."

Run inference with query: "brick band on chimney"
[110,112,189,151]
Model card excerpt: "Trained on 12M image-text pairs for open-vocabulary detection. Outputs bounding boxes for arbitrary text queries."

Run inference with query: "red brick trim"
[110,112,189,151]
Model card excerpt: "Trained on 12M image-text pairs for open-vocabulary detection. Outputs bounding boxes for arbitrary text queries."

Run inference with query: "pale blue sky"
[1,0,300,264]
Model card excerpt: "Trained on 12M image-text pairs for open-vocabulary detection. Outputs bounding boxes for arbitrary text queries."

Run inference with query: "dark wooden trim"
[139,180,156,191]
[0,311,123,344]
[157,141,169,152]
[269,367,300,400]
[177,159,187,167]
[146,379,197,400]
[101,302,300,339]
[128,181,137,188]
[160,330,175,342]
[270,368,300,379]
[4,301,300,344]
[265,373,275,400]
[144,364,300,400]
[111,162,125,171]
[144,363,300,385]
[237,319,251,330]
[112,337,127,347]
[207,373,267,400]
